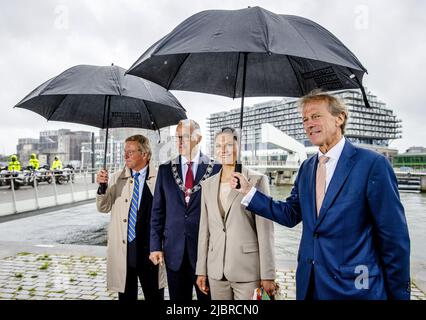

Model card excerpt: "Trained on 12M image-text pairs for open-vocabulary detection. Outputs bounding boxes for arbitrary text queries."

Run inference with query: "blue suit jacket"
[150,153,221,271]
[248,140,410,300]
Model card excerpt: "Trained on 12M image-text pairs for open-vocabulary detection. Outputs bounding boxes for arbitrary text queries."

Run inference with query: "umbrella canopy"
[126,6,368,102]
[15,64,187,169]
[126,6,369,179]
[15,64,187,130]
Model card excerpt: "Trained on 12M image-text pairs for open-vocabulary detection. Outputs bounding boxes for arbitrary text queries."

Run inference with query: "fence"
[0,168,114,216]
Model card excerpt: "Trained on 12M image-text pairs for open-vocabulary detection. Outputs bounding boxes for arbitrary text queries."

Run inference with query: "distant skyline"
[1,0,425,155]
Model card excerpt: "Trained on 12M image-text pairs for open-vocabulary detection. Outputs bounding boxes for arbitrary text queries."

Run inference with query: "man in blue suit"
[150,119,221,301]
[231,90,410,300]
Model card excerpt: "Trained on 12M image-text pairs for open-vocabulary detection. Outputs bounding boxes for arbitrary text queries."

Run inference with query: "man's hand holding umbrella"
[96,169,109,193]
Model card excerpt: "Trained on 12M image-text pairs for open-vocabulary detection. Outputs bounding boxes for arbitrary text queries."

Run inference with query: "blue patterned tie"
[128,172,140,243]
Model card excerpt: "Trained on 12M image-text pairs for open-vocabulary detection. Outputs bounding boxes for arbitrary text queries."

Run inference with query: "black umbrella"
[15,64,187,172]
[127,6,369,167]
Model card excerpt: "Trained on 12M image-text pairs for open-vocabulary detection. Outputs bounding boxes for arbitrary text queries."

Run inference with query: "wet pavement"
[0,202,425,300]
[0,245,424,300]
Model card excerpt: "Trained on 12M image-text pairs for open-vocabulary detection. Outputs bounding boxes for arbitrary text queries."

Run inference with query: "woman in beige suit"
[196,128,276,300]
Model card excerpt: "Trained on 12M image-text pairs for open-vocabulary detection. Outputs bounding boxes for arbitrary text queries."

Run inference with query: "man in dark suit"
[150,120,221,301]
[232,90,411,300]
[97,135,164,301]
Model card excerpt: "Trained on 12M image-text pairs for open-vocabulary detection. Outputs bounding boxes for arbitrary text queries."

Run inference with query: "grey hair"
[177,119,202,138]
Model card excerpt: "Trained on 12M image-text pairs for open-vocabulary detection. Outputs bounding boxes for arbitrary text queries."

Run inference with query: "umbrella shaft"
[237,53,248,165]
[103,95,111,169]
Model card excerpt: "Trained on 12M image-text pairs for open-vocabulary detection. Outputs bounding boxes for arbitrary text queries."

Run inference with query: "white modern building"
[206,89,402,163]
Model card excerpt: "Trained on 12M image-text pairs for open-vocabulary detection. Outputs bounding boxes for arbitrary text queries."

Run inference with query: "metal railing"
[0,168,119,216]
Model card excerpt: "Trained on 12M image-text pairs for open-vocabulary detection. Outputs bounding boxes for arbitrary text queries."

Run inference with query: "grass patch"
[37,254,52,261]
[28,289,36,297]
[17,286,23,291]
[87,271,98,277]
[14,272,23,278]
[52,290,65,294]
[69,278,77,283]
[30,275,38,279]
[39,262,50,270]
[17,252,31,256]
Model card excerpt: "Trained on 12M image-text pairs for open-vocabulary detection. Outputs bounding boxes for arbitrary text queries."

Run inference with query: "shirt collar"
[132,165,148,178]
[181,148,201,166]
[318,136,345,161]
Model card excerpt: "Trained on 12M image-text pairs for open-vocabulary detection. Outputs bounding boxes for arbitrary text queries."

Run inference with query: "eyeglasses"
[176,134,192,141]
[124,149,142,157]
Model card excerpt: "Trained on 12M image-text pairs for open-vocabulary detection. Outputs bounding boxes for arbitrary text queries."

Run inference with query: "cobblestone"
[0,253,425,300]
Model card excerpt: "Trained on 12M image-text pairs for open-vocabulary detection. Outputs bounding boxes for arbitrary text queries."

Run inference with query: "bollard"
[69,174,75,202]
[52,172,59,206]
[10,176,18,214]
[33,176,40,209]
[83,170,90,199]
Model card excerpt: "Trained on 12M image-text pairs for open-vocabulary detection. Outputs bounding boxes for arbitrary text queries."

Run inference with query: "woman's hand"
[196,275,210,295]
[261,280,277,297]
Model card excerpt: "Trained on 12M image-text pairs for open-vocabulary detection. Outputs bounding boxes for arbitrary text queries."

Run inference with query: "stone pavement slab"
[0,242,425,301]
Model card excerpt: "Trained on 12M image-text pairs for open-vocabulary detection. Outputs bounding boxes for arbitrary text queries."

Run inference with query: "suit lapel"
[210,170,226,226]
[145,165,156,195]
[174,156,186,206]
[187,153,210,209]
[224,166,251,223]
[314,141,357,230]
[309,156,319,225]
[223,189,240,222]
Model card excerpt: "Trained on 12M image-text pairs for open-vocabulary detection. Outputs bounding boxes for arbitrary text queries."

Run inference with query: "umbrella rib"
[232,53,242,99]
[46,95,68,121]
[285,17,318,60]
[286,56,305,95]
[347,68,371,108]
[166,53,190,90]
[256,8,270,52]
[145,103,162,142]
[110,65,122,96]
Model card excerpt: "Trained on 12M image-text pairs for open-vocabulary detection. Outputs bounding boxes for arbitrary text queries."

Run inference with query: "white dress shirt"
[317,137,345,192]
[132,165,148,209]
[241,137,346,206]
[180,148,201,185]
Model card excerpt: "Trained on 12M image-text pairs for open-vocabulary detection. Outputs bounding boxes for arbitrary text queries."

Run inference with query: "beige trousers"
[209,278,259,300]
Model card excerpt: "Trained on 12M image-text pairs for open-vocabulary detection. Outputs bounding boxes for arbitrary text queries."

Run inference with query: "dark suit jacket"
[247,139,410,300]
[128,166,155,269]
[150,153,221,271]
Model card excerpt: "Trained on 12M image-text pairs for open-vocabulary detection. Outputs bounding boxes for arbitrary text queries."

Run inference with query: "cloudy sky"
[1,0,425,155]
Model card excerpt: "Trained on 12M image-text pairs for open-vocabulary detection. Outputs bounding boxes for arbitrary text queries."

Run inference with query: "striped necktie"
[128,172,140,242]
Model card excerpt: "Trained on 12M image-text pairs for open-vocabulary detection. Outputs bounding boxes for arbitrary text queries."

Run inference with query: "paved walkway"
[0,242,424,300]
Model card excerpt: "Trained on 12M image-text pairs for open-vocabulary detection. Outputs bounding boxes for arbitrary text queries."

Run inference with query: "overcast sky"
[1,0,425,155]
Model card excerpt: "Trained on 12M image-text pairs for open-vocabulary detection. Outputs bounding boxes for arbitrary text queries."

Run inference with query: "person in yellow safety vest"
[28,153,40,170]
[8,155,21,171]
[51,156,63,170]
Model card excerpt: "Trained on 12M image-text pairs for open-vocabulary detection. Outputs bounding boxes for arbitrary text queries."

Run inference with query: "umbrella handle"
[98,183,107,194]
[234,162,242,189]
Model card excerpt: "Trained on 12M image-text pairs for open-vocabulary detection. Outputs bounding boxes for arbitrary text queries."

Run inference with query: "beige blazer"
[196,167,276,282]
[96,165,166,293]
